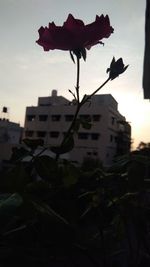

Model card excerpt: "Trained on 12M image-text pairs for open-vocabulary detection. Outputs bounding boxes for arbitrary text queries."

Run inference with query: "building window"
[118,122,125,131]
[50,131,59,138]
[26,115,36,121]
[37,131,46,138]
[51,115,61,121]
[65,115,74,121]
[91,133,100,140]
[115,136,118,143]
[78,132,89,140]
[110,134,113,142]
[25,130,34,137]
[87,151,98,156]
[92,115,101,121]
[79,115,91,120]
[111,117,115,125]
[39,115,48,121]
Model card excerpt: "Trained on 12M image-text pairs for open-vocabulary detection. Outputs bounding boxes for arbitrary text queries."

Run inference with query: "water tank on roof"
[2,107,8,113]
[51,90,57,97]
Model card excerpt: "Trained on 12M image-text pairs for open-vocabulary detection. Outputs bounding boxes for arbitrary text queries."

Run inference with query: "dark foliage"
[0,142,150,267]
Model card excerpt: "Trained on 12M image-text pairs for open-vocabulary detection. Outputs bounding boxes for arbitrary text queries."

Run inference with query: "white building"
[23,90,131,166]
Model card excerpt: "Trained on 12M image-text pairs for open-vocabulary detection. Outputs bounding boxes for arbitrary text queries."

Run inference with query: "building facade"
[0,118,22,161]
[23,90,131,166]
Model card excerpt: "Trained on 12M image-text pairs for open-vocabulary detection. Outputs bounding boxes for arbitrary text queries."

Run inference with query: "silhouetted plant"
[1,13,149,267]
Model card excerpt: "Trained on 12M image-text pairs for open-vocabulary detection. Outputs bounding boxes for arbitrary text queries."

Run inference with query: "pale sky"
[0,0,149,148]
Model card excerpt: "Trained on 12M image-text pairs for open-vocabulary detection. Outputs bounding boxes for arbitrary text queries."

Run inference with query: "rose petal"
[36,13,114,52]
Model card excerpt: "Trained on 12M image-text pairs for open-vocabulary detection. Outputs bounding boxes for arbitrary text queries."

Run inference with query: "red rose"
[36,14,114,52]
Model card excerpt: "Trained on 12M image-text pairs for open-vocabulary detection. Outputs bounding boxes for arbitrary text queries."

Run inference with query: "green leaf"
[34,155,58,182]
[80,117,92,130]
[25,180,50,196]
[10,146,29,162]
[128,160,145,191]
[51,134,74,155]
[78,191,96,199]
[113,215,125,241]
[3,162,30,192]
[3,224,27,236]
[0,193,23,217]
[23,138,44,150]
[80,205,91,218]
[62,163,79,187]
[31,200,69,225]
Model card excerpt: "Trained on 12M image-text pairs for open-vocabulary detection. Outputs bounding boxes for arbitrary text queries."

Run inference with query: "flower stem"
[55,56,81,160]
[63,56,81,138]
[55,63,110,161]
[76,56,80,103]
[81,77,110,105]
